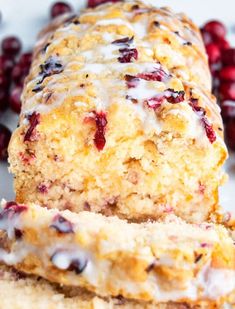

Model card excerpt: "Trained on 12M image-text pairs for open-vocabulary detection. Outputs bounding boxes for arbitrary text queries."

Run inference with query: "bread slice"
[0,265,230,309]
[8,0,227,223]
[0,200,234,305]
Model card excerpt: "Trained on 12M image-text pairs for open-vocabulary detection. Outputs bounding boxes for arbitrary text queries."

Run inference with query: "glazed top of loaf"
[19,0,224,149]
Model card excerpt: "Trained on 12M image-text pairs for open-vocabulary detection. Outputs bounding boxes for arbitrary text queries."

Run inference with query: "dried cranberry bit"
[145,260,156,273]
[164,89,185,103]
[194,253,203,263]
[145,95,164,109]
[50,2,73,19]
[50,214,74,234]
[0,202,27,222]
[88,0,120,8]
[14,229,23,240]
[19,150,36,165]
[125,74,140,88]
[0,124,11,161]
[68,259,88,274]
[37,57,63,84]
[190,100,216,144]
[24,112,41,142]
[198,182,206,194]
[118,48,138,63]
[203,118,217,144]
[112,36,134,46]
[32,85,43,93]
[200,243,212,248]
[137,67,169,82]
[93,111,107,151]
[51,250,88,274]
[37,184,49,194]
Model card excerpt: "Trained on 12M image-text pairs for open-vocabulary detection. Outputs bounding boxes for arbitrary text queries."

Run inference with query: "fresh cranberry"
[50,214,74,233]
[217,38,230,50]
[205,43,221,63]
[24,112,40,142]
[118,48,138,63]
[200,29,213,45]
[0,73,9,88]
[19,52,32,67]
[50,2,72,18]
[1,36,22,57]
[219,66,235,82]
[0,124,11,160]
[219,82,235,100]
[10,86,22,114]
[0,55,14,75]
[203,20,226,40]
[221,48,235,66]
[88,0,120,8]
[11,64,24,85]
[209,64,219,77]
[221,100,235,120]
[225,119,235,150]
[94,111,107,151]
[0,88,9,111]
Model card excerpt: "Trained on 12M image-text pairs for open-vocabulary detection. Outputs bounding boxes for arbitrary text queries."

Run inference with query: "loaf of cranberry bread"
[8,0,227,222]
[1,265,227,309]
[0,200,234,305]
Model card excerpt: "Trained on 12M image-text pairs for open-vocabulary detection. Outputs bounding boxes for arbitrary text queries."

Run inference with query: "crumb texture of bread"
[8,0,227,223]
[0,201,234,304]
[0,265,232,309]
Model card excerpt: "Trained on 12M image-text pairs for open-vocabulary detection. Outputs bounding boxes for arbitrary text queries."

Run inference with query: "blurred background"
[0,0,234,214]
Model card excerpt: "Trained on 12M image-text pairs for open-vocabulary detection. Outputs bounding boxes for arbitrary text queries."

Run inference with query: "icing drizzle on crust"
[20,0,222,147]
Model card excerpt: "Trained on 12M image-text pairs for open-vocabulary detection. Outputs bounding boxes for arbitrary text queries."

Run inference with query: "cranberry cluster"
[201,20,235,150]
[0,35,32,160]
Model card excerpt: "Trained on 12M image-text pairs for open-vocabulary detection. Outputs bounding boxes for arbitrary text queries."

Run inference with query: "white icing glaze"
[127,79,159,101]
[0,245,32,265]
[19,2,218,146]
[198,262,235,299]
[51,249,87,270]
[95,18,134,29]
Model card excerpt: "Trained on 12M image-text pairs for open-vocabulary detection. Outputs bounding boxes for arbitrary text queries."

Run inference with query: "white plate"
[0,0,234,217]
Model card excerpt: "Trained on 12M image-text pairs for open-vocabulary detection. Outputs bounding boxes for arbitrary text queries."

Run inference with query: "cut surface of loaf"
[0,200,234,305]
[8,0,227,223]
[0,265,225,309]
